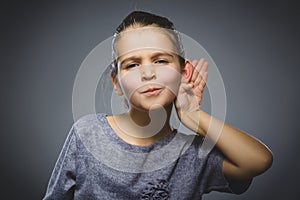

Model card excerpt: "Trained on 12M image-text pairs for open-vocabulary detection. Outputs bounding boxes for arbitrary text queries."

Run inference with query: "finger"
[194,86,203,98]
[178,82,193,94]
[190,66,199,83]
[182,83,193,91]
[196,58,205,72]
[191,58,204,82]
[200,71,208,85]
[194,61,206,86]
[193,58,206,83]
[194,74,202,88]
[202,71,208,83]
[199,60,208,78]
[197,72,208,92]
[194,60,208,87]
[191,59,198,67]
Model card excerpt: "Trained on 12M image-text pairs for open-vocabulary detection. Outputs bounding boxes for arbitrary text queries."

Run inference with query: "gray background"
[1,0,299,199]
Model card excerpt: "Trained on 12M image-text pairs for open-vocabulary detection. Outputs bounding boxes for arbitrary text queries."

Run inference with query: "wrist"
[177,109,206,136]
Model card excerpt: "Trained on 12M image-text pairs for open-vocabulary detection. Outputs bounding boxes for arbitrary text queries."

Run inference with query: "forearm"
[180,110,273,179]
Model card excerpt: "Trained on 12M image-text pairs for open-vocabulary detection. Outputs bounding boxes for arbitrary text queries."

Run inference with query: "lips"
[141,85,163,96]
[142,87,162,93]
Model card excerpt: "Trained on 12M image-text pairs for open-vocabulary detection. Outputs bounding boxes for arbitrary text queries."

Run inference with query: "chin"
[131,102,174,112]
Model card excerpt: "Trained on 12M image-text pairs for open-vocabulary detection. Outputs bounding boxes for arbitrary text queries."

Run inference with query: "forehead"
[114,27,178,59]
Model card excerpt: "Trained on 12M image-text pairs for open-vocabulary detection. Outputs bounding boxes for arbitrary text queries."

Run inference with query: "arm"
[176,59,273,192]
[180,110,273,180]
[43,126,76,200]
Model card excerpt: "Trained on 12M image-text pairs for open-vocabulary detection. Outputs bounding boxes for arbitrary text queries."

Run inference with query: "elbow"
[260,150,273,173]
[241,149,274,179]
[250,149,274,177]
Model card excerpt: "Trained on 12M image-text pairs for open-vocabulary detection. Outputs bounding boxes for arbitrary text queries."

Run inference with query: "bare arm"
[179,110,273,180]
[176,58,273,192]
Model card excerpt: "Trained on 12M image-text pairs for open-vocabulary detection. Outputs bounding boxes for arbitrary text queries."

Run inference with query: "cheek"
[156,66,182,94]
[117,65,182,99]
[118,70,141,98]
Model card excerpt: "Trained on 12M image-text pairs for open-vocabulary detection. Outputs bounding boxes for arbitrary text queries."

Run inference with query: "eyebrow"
[119,52,175,66]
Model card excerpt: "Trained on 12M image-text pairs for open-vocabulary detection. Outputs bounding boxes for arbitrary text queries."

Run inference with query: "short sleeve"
[43,126,77,200]
[202,147,233,194]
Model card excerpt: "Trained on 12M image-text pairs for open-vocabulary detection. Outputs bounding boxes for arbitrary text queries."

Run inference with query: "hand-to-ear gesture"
[175,58,208,115]
[174,58,273,188]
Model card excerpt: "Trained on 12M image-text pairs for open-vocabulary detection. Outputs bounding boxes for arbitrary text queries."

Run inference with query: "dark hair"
[111,11,185,77]
[116,11,175,33]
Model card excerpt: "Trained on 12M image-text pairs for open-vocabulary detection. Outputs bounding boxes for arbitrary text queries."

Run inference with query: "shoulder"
[70,113,111,154]
[73,113,106,131]
[70,113,110,143]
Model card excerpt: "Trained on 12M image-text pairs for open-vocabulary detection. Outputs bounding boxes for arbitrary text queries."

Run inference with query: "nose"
[140,64,156,81]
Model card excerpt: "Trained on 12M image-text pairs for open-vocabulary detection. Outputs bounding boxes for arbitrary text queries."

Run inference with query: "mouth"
[141,87,163,95]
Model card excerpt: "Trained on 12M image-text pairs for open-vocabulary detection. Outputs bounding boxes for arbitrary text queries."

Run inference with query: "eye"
[154,59,168,64]
[126,63,140,69]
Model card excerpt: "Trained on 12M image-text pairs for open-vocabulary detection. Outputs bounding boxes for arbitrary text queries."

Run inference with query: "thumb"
[179,83,193,93]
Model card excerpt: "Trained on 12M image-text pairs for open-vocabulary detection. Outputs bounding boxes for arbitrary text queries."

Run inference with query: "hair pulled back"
[111,11,185,77]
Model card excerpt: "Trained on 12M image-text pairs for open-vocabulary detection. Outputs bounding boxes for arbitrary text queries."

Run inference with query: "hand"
[175,58,208,117]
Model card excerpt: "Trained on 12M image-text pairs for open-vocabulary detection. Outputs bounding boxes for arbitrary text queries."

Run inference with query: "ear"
[110,74,123,96]
[181,60,193,83]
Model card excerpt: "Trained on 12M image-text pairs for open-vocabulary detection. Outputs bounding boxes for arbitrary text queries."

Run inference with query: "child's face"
[112,27,185,111]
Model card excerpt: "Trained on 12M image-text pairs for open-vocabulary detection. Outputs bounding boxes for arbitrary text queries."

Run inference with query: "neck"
[129,104,172,125]
[112,104,174,146]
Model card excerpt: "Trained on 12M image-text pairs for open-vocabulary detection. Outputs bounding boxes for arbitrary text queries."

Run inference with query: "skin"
[108,25,273,194]
[176,58,273,193]
[109,26,192,144]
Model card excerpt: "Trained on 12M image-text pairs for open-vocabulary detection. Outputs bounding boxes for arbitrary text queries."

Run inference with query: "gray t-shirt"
[43,113,232,200]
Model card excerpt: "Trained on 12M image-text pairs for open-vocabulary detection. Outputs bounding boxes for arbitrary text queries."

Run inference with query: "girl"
[43,11,273,199]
